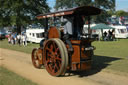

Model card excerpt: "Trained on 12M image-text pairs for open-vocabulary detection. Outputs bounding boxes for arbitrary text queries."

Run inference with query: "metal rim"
[56,39,68,75]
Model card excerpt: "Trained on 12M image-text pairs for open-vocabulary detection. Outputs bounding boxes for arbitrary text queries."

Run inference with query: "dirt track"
[0,48,128,85]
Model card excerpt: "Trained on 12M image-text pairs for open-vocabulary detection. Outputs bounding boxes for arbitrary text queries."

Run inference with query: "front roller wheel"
[31,48,43,68]
[44,38,68,76]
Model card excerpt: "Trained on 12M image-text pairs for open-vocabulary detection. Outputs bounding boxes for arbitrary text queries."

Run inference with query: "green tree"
[55,0,115,10]
[55,0,92,10]
[0,0,49,33]
[107,10,115,17]
[55,0,115,23]
[115,10,128,16]
[94,0,115,11]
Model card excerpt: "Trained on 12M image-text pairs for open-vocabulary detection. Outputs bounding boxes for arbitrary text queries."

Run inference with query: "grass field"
[0,66,38,85]
[0,39,128,75]
[92,39,128,74]
[0,39,39,54]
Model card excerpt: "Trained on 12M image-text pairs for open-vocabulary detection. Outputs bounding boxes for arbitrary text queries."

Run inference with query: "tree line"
[0,0,128,33]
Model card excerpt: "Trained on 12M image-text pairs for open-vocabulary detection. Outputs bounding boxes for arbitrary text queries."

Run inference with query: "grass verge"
[0,66,38,85]
[0,39,39,54]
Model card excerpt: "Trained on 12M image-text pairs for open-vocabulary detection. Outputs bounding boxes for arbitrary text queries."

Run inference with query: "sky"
[47,0,128,11]
[47,0,55,11]
[116,0,128,11]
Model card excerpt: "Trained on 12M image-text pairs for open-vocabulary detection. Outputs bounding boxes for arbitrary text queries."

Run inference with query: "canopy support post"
[45,18,48,32]
[88,16,91,37]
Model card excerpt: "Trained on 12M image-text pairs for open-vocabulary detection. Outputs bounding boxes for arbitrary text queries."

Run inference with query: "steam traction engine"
[31,6,101,76]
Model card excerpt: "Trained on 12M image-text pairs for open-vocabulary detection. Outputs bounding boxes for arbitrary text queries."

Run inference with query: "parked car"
[5,33,11,38]
[0,31,5,40]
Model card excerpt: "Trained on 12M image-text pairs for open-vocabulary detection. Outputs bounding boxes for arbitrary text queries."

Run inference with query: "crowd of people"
[8,32,27,46]
[103,29,115,41]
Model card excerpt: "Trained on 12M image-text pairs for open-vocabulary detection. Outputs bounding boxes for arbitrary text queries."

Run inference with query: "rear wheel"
[44,38,68,76]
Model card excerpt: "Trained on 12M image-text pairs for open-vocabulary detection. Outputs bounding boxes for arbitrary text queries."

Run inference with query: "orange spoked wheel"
[31,48,43,68]
[44,38,68,76]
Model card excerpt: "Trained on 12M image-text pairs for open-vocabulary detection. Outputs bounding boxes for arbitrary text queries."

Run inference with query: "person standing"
[8,34,11,44]
[14,32,17,44]
[112,29,115,41]
[103,31,107,41]
[17,33,21,46]
[11,33,14,45]
[108,30,112,41]
[22,34,27,47]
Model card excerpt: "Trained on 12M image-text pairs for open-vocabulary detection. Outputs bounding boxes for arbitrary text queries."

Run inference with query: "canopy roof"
[91,24,114,29]
[37,6,101,19]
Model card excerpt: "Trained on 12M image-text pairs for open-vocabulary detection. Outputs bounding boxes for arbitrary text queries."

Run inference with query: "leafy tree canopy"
[55,0,115,23]
[55,0,92,9]
[55,0,115,10]
[115,10,128,16]
[0,0,49,33]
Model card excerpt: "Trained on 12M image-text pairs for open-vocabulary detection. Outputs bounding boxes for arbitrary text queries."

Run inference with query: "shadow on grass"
[71,55,121,77]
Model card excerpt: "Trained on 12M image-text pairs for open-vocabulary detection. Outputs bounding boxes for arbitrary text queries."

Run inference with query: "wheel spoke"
[57,60,61,67]
[54,63,59,71]
[52,68,55,73]
[48,64,53,71]
[55,57,61,61]
[33,51,38,60]
[47,53,52,57]
[55,48,59,54]
[46,60,53,71]
[55,52,61,61]
[50,44,54,51]
[46,47,51,52]
[46,59,51,64]
[52,42,56,50]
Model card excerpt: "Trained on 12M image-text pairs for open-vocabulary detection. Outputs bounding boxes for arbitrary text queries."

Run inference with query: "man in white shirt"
[22,34,27,47]
[61,16,73,52]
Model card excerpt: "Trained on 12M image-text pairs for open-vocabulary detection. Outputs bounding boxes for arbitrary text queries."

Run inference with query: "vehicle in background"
[103,25,128,39]
[6,30,12,34]
[3,30,12,38]
[26,29,45,43]
[103,25,128,38]
[0,31,5,40]
[83,24,101,40]
[5,33,9,38]
[84,24,128,39]
[110,25,128,38]
[126,26,128,32]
